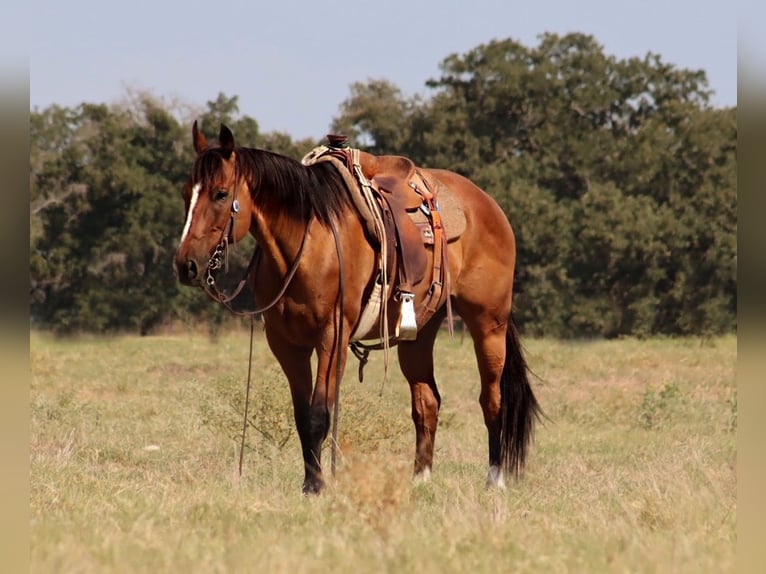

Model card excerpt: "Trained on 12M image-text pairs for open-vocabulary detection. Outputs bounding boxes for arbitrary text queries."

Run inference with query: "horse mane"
[193,146,350,227]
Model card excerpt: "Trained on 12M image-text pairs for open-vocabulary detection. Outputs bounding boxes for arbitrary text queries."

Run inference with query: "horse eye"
[213,189,228,201]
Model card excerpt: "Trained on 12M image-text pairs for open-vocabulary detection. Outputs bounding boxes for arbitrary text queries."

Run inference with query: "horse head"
[174,122,253,286]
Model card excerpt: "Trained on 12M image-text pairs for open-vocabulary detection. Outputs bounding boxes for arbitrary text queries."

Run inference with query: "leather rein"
[199,177,346,479]
[202,195,311,317]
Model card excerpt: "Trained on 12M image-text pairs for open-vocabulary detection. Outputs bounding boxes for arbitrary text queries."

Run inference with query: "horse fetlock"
[301,458,325,495]
[485,465,506,490]
[413,466,432,484]
[308,405,330,441]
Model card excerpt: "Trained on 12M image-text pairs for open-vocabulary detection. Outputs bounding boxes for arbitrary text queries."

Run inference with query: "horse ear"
[218,124,235,157]
[192,120,208,155]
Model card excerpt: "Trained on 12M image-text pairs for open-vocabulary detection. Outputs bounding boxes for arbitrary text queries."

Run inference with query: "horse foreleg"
[301,331,350,494]
[263,329,319,494]
[398,311,444,482]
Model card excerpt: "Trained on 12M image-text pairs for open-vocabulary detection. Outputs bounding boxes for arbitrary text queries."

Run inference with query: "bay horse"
[174,122,540,494]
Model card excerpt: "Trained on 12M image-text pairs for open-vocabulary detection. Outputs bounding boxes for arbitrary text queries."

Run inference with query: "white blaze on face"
[181,183,201,243]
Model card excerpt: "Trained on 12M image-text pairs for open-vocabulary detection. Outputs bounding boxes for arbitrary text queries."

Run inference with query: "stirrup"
[398,292,417,340]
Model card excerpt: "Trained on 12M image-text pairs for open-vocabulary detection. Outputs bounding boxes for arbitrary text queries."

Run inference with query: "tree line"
[30,33,736,338]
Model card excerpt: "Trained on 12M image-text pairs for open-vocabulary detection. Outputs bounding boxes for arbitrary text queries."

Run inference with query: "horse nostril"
[186,260,198,280]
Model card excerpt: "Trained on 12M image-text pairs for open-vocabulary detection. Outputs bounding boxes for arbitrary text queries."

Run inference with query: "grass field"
[30,328,736,573]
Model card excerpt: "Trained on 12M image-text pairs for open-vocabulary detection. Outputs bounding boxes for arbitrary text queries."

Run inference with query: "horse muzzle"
[174,256,202,286]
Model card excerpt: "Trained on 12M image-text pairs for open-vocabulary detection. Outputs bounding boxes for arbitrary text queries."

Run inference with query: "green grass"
[30,329,736,573]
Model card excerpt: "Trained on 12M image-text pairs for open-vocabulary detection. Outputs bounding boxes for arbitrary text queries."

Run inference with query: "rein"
[201,189,312,479]
[329,220,345,478]
[203,187,345,481]
[238,315,255,477]
[203,198,311,317]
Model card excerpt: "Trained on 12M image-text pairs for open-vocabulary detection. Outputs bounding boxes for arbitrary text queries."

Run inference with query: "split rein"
[201,192,346,480]
[202,198,309,317]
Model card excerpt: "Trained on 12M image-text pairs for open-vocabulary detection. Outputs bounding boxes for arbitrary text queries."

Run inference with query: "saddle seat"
[356,151,428,211]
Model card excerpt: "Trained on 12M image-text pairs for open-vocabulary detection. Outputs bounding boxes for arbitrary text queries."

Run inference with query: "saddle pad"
[408,178,466,242]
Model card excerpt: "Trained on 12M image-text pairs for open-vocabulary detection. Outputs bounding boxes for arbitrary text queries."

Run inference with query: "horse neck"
[249,203,309,278]
[242,149,313,275]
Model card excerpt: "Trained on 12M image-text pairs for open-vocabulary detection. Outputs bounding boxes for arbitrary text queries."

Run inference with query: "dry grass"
[30,329,736,573]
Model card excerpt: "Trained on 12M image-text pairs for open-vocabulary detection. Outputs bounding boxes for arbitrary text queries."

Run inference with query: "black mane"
[193,147,350,226]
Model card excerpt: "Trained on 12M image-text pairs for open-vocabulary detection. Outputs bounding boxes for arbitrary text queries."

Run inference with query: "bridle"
[204,197,242,293]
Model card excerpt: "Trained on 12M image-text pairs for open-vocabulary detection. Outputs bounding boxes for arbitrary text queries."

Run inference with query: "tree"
[330,79,415,154]
[333,33,736,337]
[31,97,194,333]
[30,35,736,338]
[30,92,279,334]
[258,131,319,160]
[197,92,260,146]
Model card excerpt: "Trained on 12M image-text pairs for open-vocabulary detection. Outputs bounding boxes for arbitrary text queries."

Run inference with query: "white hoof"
[413,467,432,484]
[486,465,506,489]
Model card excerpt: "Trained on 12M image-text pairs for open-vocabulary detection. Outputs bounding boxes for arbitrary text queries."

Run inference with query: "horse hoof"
[413,467,432,484]
[302,479,324,496]
[485,465,506,490]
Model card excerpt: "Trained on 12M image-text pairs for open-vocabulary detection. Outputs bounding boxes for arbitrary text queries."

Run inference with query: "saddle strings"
[350,149,391,386]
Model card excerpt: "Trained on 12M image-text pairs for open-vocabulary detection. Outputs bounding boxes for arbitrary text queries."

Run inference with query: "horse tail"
[500,318,541,478]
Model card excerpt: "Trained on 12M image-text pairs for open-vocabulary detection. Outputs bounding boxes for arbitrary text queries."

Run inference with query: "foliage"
[30,98,190,333]
[334,33,736,337]
[638,381,682,430]
[29,33,736,336]
[30,94,256,333]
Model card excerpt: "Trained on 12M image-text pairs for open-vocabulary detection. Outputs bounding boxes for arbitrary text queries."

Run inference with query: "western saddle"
[302,135,455,346]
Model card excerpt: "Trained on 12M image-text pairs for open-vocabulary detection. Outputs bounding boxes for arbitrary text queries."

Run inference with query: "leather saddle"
[358,152,432,288]
[303,136,460,330]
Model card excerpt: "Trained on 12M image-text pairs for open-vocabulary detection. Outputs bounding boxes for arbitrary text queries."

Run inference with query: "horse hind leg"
[458,306,540,489]
[471,321,508,488]
[398,309,445,482]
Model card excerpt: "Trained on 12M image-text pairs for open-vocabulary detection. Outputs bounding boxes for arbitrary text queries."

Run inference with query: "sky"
[27,0,741,141]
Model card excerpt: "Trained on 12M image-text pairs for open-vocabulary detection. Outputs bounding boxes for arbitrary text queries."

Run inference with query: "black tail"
[500,319,541,478]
